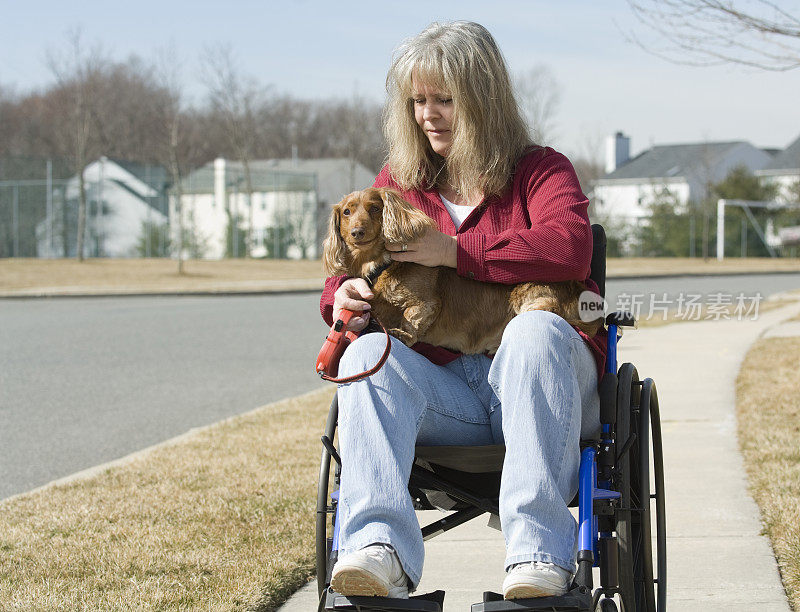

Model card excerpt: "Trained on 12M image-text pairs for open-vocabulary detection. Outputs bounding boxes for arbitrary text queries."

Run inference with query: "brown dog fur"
[323,187,602,354]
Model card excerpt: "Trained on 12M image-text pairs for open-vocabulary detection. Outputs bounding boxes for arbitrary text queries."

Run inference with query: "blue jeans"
[335,310,600,589]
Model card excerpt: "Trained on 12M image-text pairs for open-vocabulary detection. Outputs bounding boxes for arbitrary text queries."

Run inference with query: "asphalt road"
[2,272,800,500]
[0,293,330,500]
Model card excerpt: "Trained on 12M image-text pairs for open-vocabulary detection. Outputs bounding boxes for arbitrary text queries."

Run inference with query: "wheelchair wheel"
[640,378,666,612]
[316,395,339,600]
[615,364,666,612]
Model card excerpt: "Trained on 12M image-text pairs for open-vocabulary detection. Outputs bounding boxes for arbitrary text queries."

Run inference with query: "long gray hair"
[384,21,533,200]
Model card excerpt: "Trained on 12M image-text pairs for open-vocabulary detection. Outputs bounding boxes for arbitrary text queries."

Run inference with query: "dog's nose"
[350,227,366,240]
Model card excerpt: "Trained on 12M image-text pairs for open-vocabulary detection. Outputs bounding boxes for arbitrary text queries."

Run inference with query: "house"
[755,134,800,203]
[36,157,169,258]
[256,158,378,254]
[173,157,375,259]
[592,133,774,223]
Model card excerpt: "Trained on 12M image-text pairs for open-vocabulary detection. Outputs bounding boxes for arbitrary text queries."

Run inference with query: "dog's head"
[323,187,435,276]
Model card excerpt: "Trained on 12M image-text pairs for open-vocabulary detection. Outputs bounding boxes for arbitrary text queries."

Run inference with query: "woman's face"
[412,79,454,157]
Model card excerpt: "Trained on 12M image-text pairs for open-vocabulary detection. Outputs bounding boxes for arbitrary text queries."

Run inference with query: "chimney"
[605,132,630,174]
[214,157,226,209]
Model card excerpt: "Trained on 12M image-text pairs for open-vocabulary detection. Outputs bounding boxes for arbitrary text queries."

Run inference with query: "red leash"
[315,309,392,383]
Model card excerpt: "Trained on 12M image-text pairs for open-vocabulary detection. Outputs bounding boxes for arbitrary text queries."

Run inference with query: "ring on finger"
[401,243,408,252]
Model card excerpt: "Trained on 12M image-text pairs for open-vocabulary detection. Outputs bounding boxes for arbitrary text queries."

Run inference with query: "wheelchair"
[315,225,667,612]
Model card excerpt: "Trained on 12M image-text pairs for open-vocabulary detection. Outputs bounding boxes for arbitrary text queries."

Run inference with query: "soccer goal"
[716,198,800,260]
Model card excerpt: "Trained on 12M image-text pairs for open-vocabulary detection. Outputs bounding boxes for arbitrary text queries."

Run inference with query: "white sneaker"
[502,561,572,599]
[331,544,410,599]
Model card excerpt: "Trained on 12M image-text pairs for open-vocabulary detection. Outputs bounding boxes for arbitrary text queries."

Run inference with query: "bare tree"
[693,143,717,260]
[46,29,108,260]
[298,95,385,174]
[151,46,189,273]
[569,130,606,193]
[202,44,269,257]
[251,93,313,159]
[274,193,316,258]
[0,86,25,157]
[514,64,561,145]
[342,90,385,189]
[626,0,800,71]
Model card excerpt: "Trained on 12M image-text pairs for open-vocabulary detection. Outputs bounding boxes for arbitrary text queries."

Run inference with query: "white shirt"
[440,193,474,230]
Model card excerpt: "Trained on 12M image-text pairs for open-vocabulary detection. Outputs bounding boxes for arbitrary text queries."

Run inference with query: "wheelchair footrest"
[325,588,445,612]
[471,586,593,612]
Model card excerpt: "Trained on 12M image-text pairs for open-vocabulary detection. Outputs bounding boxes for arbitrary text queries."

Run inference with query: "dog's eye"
[342,208,350,216]
[369,207,381,216]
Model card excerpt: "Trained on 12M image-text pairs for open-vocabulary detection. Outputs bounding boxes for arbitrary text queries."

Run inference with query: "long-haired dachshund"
[323,187,601,354]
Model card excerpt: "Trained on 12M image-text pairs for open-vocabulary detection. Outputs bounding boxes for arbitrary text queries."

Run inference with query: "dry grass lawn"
[0,258,325,294]
[0,387,335,611]
[608,256,800,277]
[737,336,800,609]
[2,256,800,295]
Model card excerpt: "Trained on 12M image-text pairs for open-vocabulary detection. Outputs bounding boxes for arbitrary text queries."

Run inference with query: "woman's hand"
[386,228,457,268]
[333,278,373,333]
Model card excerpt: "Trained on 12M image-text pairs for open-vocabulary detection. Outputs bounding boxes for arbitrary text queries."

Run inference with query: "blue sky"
[3,0,799,159]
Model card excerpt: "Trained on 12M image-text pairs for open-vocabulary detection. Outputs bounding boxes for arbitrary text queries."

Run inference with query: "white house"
[257,157,378,253]
[755,134,800,203]
[173,157,375,260]
[592,133,774,224]
[36,157,168,258]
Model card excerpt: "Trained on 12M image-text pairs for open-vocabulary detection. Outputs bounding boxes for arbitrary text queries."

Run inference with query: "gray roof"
[601,141,750,181]
[110,179,169,215]
[760,135,800,172]
[252,158,369,176]
[181,160,317,195]
[109,158,169,190]
[180,158,375,198]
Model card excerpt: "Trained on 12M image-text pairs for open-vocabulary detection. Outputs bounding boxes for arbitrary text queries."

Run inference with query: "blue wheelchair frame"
[318,225,666,612]
[575,323,622,608]
[579,322,621,556]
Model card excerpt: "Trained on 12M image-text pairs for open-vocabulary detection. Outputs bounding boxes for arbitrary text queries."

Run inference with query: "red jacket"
[320,147,607,379]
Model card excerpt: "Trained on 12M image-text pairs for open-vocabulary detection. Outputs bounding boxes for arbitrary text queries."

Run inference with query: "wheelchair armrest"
[599,372,617,426]
[606,311,636,327]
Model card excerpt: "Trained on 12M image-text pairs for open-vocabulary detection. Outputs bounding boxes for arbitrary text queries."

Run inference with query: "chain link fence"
[0,157,323,260]
[178,161,321,260]
[0,157,171,258]
[597,207,800,258]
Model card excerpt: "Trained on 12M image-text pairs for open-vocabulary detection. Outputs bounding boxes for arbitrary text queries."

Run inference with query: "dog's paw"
[388,328,416,346]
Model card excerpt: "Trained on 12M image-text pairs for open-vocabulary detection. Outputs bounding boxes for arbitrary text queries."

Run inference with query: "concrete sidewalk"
[280,298,799,611]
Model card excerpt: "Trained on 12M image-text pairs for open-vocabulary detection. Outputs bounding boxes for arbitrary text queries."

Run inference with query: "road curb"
[0,288,324,299]
[3,270,800,299]
[0,386,332,506]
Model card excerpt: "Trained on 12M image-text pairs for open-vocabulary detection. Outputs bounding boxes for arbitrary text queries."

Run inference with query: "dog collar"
[363,261,393,288]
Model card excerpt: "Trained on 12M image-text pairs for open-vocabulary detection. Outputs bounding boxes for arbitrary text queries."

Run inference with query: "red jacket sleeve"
[456,151,593,284]
[320,275,350,326]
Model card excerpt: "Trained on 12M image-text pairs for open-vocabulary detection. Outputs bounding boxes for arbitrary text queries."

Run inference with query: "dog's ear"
[322,202,349,276]
[379,188,436,243]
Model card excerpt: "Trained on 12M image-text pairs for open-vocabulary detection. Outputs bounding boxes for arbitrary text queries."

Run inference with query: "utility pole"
[98,156,105,257]
[12,186,19,257]
[47,159,53,256]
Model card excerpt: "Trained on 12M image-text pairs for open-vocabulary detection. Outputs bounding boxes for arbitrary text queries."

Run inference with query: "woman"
[319,21,606,600]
